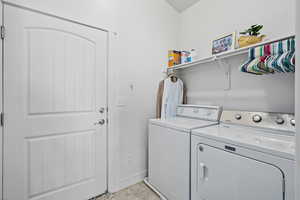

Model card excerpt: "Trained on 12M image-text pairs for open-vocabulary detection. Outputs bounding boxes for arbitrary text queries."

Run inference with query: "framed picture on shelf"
[212,32,236,55]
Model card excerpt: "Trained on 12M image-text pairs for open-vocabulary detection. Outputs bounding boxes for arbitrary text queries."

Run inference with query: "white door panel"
[192,142,284,200]
[4,5,107,200]
[27,28,96,114]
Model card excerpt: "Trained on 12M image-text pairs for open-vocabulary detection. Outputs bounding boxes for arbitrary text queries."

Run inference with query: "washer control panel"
[176,105,222,121]
[221,110,295,133]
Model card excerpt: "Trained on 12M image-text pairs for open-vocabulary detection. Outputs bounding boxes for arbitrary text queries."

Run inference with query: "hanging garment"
[161,77,184,119]
[156,77,187,119]
[156,80,165,118]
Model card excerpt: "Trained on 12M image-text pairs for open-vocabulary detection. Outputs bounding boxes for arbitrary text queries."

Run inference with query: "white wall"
[179,0,295,58]
[3,0,179,193]
[178,0,295,113]
[112,0,179,191]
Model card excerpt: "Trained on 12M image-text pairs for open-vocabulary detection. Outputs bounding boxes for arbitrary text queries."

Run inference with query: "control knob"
[235,114,242,120]
[290,119,295,126]
[275,118,285,125]
[252,115,262,123]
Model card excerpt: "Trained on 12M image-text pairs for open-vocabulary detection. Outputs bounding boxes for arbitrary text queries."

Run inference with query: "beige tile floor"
[97,182,160,200]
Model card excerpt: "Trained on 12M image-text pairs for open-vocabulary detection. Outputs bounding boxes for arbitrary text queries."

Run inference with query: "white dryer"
[147,105,222,200]
[191,110,295,200]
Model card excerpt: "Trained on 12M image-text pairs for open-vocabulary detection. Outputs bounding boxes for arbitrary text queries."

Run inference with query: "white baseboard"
[116,170,147,192]
[144,177,167,200]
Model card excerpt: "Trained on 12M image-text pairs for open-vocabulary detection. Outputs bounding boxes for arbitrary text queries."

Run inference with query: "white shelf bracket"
[216,58,231,91]
[213,55,217,61]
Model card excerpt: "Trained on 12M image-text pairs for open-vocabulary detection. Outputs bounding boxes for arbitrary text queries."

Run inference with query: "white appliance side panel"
[191,142,284,200]
[148,124,190,200]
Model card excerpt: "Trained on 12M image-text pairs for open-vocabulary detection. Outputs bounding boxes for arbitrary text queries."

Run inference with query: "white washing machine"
[147,105,222,200]
[191,110,295,200]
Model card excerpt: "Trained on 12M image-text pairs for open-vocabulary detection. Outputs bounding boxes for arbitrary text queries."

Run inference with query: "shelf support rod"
[216,58,231,91]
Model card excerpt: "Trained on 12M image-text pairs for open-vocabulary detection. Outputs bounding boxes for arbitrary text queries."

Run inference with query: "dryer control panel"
[176,105,222,122]
[221,110,295,133]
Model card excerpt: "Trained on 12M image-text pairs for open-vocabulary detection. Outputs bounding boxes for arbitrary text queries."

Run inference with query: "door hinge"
[0,112,4,126]
[1,26,5,39]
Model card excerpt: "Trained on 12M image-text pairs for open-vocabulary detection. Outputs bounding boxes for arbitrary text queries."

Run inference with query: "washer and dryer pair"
[147,105,296,200]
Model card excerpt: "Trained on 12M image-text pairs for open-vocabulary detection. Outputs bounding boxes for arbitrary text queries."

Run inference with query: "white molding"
[144,178,167,200]
[117,170,147,192]
[2,1,109,32]
[107,31,121,194]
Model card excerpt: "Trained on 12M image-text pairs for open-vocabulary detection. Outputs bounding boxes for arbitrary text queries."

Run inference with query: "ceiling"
[165,0,201,12]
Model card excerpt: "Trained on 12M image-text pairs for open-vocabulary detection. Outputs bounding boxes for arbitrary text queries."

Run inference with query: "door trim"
[2,1,109,32]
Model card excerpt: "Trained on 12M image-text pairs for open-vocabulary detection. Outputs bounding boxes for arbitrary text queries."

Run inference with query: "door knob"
[99,107,105,114]
[94,119,105,125]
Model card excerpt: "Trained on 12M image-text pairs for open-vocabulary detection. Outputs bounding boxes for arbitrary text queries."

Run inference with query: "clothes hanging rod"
[167,34,296,72]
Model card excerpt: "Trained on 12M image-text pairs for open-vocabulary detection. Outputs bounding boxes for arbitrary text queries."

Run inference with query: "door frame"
[1,1,120,198]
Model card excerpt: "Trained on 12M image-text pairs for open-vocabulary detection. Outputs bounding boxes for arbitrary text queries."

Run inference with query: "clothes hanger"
[168,72,178,83]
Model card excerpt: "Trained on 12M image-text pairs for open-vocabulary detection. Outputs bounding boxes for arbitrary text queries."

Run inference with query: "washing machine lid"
[192,124,295,160]
[150,117,218,132]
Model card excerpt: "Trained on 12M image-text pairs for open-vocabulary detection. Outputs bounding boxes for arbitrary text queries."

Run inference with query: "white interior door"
[3,5,108,200]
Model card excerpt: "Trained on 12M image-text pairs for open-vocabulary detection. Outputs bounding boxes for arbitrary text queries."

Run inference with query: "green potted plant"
[238,24,266,48]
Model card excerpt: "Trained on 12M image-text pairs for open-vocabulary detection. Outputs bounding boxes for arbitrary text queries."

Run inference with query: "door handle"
[94,119,105,125]
[199,163,208,180]
[99,107,105,114]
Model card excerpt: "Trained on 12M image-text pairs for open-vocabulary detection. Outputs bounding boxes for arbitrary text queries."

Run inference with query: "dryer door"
[193,144,284,200]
